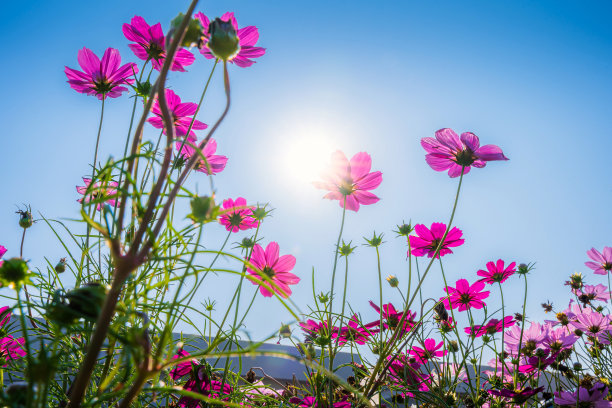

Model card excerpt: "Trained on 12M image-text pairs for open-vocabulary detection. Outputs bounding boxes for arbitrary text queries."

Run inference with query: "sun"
[279,132,338,187]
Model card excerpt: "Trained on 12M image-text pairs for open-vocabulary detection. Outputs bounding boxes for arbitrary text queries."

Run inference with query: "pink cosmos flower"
[0,246,5,268]
[504,322,549,355]
[465,316,515,337]
[555,382,612,407]
[299,319,328,336]
[441,279,490,312]
[409,338,448,363]
[409,223,464,258]
[218,197,258,232]
[169,349,196,380]
[488,387,543,405]
[313,151,383,212]
[387,353,431,397]
[179,368,232,407]
[332,314,372,346]
[477,259,516,285]
[247,242,299,298]
[571,309,611,344]
[195,12,266,68]
[76,178,119,211]
[0,306,11,328]
[421,128,508,177]
[177,138,228,175]
[65,48,137,100]
[576,284,612,303]
[518,351,558,374]
[543,326,578,352]
[0,336,26,366]
[148,89,207,137]
[365,301,416,333]
[123,16,195,72]
[585,247,612,275]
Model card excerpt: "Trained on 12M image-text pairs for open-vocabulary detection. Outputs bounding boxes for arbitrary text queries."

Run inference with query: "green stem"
[514,274,529,387]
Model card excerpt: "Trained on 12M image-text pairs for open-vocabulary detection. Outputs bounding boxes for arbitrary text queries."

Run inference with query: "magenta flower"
[387,353,431,397]
[543,326,578,352]
[0,336,26,367]
[123,16,195,72]
[585,247,612,275]
[179,370,232,407]
[247,242,299,298]
[576,284,612,303]
[76,178,119,211]
[365,301,416,333]
[504,322,549,355]
[409,338,447,363]
[421,128,508,177]
[488,387,543,405]
[299,319,328,336]
[218,197,258,233]
[409,223,464,258]
[148,89,207,137]
[65,47,137,100]
[555,382,612,407]
[571,309,611,343]
[0,306,10,327]
[332,314,372,346]
[465,316,515,337]
[0,246,5,268]
[169,349,195,380]
[195,12,266,68]
[313,151,383,212]
[477,259,516,285]
[441,279,490,312]
[177,138,228,175]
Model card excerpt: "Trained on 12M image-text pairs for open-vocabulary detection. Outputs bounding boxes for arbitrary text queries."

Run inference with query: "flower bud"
[279,323,291,339]
[364,232,383,247]
[517,263,530,275]
[170,13,205,48]
[251,206,269,221]
[385,275,400,288]
[448,340,459,353]
[573,362,582,371]
[16,208,33,229]
[188,195,220,224]
[314,335,330,347]
[339,241,355,257]
[0,258,30,289]
[317,292,329,304]
[394,222,413,237]
[55,258,67,274]
[206,18,240,61]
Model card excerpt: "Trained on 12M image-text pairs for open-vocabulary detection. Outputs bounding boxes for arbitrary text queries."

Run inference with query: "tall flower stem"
[513,273,529,387]
[498,282,507,381]
[326,198,347,403]
[375,246,384,349]
[19,228,34,322]
[364,167,465,399]
[91,98,106,179]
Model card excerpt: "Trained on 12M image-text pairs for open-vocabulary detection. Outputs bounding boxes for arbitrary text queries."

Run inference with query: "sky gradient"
[1,1,611,343]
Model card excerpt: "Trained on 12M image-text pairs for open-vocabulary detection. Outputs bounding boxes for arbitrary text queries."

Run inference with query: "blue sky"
[1,0,611,345]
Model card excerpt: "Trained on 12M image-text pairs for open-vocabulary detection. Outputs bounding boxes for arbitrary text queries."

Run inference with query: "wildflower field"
[0,1,611,407]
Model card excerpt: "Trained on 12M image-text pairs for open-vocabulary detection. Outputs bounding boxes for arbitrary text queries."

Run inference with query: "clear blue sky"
[1,0,611,342]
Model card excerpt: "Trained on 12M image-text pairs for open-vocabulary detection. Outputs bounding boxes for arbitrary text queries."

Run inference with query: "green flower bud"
[573,362,582,371]
[339,241,356,257]
[251,206,270,221]
[314,335,330,347]
[317,292,329,304]
[386,275,399,288]
[206,18,240,61]
[16,208,33,229]
[170,13,205,48]
[0,258,30,289]
[448,340,459,353]
[364,232,384,247]
[55,258,67,274]
[394,222,413,237]
[188,195,220,224]
[279,323,291,339]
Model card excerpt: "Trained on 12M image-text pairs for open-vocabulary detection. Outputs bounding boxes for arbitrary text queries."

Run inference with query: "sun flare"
[279,132,339,187]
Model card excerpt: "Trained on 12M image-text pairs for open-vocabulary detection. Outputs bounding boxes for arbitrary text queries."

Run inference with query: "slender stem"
[19,228,35,321]
[326,197,347,402]
[375,246,384,350]
[514,273,529,387]
[498,282,507,381]
[364,168,465,398]
[91,98,105,178]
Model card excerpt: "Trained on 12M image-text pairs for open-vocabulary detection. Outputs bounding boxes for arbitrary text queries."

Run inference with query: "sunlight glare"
[280,131,338,188]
